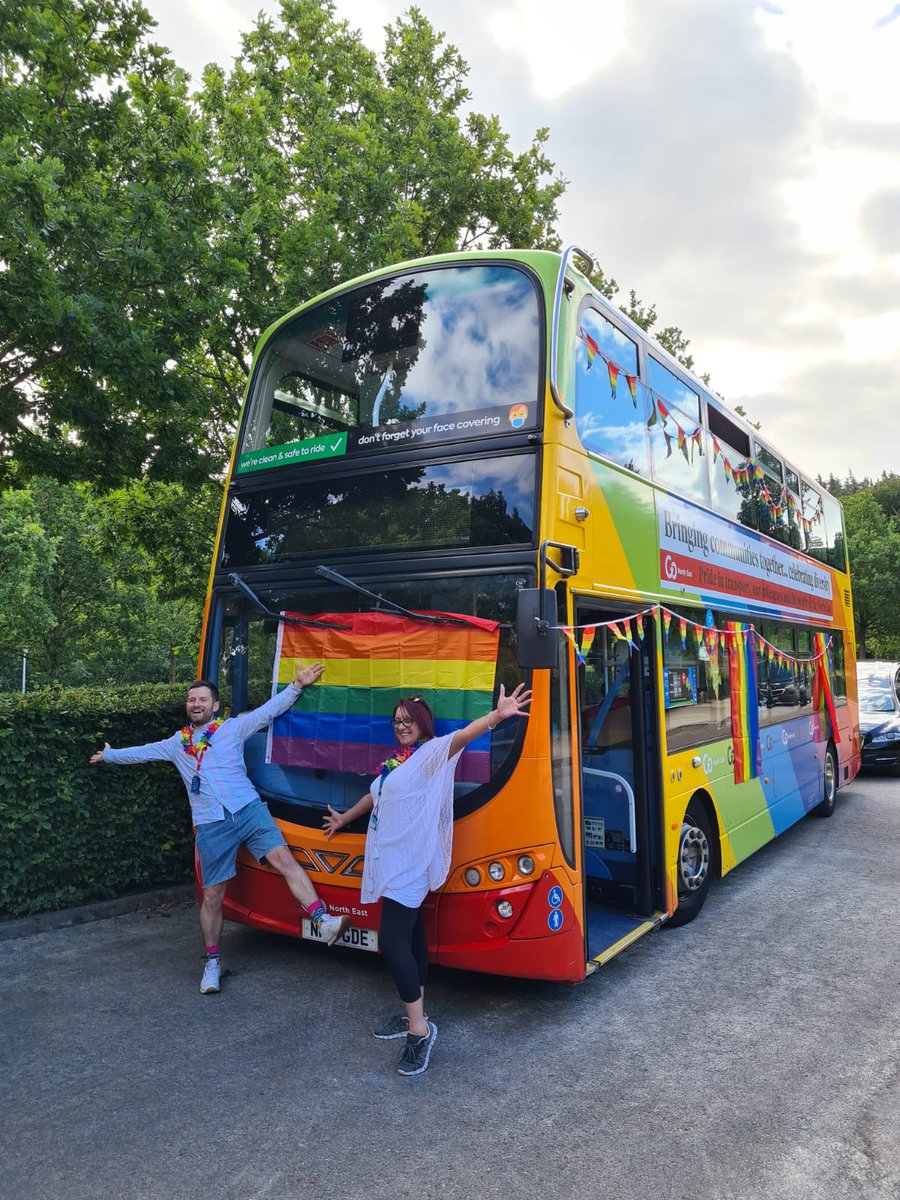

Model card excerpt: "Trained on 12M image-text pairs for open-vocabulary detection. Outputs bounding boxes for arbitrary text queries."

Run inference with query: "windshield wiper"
[228,573,351,629]
[315,565,476,626]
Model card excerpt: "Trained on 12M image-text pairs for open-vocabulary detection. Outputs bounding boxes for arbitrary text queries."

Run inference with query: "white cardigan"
[360,733,463,908]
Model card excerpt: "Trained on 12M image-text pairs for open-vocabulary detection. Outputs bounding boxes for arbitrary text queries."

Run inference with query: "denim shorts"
[195,799,286,888]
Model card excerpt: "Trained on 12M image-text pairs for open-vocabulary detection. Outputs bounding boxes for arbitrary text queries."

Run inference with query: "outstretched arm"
[90,736,178,765]
[449,683,532,758]
[229,661,326,738]
[322,793,374,839]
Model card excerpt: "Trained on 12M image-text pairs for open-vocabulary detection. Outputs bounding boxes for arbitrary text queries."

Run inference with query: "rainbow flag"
[266,611,500,782]
[726,622,761,784]
[582,329,599,367]
[812,632,840,742]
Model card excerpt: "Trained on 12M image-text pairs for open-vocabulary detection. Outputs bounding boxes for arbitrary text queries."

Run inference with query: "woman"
[323,683,531,1075]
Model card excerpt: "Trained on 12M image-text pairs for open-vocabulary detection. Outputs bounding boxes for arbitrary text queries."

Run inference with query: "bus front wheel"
[667,799,713,928]
[811,745,837,818]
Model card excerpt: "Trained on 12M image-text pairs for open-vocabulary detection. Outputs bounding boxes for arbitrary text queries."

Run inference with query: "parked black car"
[859,687,900,772]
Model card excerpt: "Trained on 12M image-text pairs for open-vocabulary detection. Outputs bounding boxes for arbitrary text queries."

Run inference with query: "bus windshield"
[214,572,528,822]
[238,264,541,474]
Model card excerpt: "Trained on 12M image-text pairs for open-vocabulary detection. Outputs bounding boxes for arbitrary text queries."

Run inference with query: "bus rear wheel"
[811,745,837,818]
[667,799,712,928]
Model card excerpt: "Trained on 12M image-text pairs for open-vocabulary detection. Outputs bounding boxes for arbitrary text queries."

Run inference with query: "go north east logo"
[508,404,528,428]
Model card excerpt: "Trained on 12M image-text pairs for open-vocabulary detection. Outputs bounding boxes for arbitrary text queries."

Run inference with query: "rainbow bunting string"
[266,611,500,783]
[812,631,840,742]
[582,342,829,531]
[726,621,761,784]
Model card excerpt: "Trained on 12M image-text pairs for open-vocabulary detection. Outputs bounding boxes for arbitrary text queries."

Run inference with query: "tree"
[843,490,900,659]
[195,0,566,435]
[0,487,57,682]
[2,0,566,485]
[95,477,219,605]
[0,478,204,689]
[870,473,900,521]
[0,0,227,486]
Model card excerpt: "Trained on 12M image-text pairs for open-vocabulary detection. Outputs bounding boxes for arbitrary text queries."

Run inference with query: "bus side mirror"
[515,588,558,670]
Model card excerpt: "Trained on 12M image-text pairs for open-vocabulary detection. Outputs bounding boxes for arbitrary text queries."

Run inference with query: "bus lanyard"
[181,720,223,794]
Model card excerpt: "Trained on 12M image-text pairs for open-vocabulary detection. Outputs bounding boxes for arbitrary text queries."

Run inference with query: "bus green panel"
[585,459,658,593]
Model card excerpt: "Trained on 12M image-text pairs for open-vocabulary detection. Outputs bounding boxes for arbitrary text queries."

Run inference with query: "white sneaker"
[315,912,350,947]
[200,957,221,994]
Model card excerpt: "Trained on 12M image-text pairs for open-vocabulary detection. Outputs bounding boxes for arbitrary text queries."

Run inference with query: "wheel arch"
[685,787,722,881]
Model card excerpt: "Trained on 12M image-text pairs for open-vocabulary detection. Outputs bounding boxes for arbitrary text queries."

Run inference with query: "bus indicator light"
[517,855,536,876]
[497,901,514,919]
[464,867,482,887]
[488,861,506,881]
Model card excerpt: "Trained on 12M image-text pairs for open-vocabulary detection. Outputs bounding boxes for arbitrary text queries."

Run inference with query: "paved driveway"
[1,774,899,1200]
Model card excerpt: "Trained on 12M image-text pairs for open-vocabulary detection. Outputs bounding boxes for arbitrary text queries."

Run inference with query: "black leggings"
[379,897,428,1004]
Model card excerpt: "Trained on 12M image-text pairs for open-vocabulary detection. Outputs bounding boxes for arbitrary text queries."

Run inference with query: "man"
[90,662,349,994]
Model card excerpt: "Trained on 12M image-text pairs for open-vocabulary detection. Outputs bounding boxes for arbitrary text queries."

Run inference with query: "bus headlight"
[464,867,481,887]
[517,855,535,875]
[497,900,514,919]
[488,861,505,881]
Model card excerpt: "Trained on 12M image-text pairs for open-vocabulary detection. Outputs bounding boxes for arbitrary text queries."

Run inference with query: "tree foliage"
[843,488,900,659]
[1,0,565,485]
[0,477,208,689]
[0,0,224,485]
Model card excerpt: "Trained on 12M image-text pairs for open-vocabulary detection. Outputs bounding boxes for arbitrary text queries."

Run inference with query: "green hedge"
[0,685,195,919]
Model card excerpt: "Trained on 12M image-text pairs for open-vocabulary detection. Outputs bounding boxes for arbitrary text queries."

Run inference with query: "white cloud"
[485,0,627,99]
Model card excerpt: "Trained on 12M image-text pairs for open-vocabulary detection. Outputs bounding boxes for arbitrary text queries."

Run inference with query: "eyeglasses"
[392,717,415,728]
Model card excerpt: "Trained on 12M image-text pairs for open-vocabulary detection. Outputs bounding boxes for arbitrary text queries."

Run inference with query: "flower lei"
[375,740,423,794]
[180,719,224,758]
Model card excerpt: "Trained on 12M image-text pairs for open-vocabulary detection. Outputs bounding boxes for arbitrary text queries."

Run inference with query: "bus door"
[575,605,665,963]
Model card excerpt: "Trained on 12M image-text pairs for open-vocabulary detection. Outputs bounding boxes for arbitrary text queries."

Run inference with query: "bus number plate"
[584,817,606,848]
[301,919,378,952]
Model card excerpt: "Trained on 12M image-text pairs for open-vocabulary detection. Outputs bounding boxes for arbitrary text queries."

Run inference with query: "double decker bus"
[199,246,859,983]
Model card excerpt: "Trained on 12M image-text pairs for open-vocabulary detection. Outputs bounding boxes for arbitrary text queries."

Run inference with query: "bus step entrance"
[584,901,665,968]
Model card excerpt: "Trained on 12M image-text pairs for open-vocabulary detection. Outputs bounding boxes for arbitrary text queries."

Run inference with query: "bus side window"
[574,307,650,477]
[646,357,710,508]
[662,608,731,751]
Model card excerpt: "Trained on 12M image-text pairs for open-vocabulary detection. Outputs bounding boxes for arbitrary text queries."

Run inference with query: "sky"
[143,0,900,484]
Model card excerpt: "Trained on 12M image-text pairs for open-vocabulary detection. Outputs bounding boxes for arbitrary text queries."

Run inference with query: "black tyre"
[667,798,713,927]
[811,745,837,818]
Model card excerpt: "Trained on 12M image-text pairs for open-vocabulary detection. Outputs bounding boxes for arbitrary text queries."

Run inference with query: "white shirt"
[360,733,463,909]
[103,683,302,825]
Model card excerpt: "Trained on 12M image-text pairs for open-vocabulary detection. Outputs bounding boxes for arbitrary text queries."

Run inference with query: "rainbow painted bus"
[198,245,859,983]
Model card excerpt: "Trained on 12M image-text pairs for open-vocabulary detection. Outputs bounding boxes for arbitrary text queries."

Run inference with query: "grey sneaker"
[373,1012,430,1039]
[397,1021,438,1076]
[314,912,350,947]
[199,956,221,994]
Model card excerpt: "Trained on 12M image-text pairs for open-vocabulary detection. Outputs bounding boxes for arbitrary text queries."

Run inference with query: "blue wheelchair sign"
[548,886,563,908]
